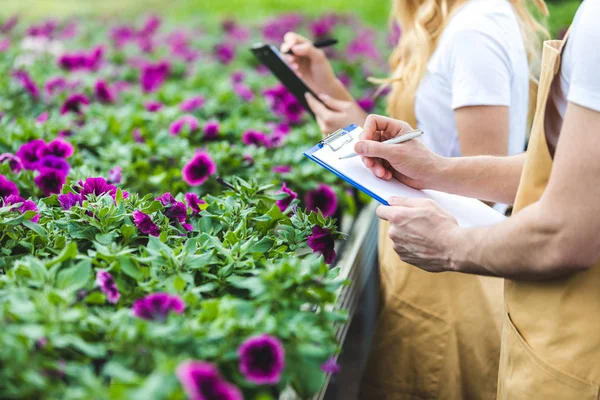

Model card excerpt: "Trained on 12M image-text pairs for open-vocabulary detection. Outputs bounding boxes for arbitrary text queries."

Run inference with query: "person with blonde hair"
[281,0,547,398]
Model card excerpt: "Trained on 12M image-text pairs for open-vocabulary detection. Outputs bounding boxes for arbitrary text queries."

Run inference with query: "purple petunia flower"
[0,153,23,173]
[107,166,122,184]
[338,73,352,88]
[275,182,297,212]
[203,120,220,140]
[94,80,117,104]
[132,210,160,237]
[170,115,200,136]
[96,270,120,304]
[58,46,103,72]
[305,184,338,217]
[144,101,163,112]
[13,70,40,100]
[233,83,254,102]
[4,195,39,223]
[60,93,90,115]
[0,176,19,200]
[176,361,243,400]
[231,70,245,84]
[185,192,206,214]
[27,20,57,38]
[38,155,70,175]
[238,334,285,385]
[110,25,135,48]
[262,14,303,42]
[0,38,10,52]
[307,226,336,264]
[44,76,68,97]
[132,292,185,321]
[263,84,305,124]
[80,177,118,199]
[214,43,235,64]
[59,22,77,40]
[140,61,170,93]
[38,139,74,159]
[156,192,187,223]
[34,168,66,196]
[132,128,144,143]
[179,96,205,113]
[182,152,216,186]
[272,165,291,174]
[36,112,49,123]
[17,139,46,170]
[347,30,381,62]
[222,19,250,41]
[58,130,74,138]
[357,96,375,113]
[309,14,337,38]
[58,192,82,210]
[321,357,341,374]
[1,16,18,34]
[140,15,162,37]
[242,130,270,147]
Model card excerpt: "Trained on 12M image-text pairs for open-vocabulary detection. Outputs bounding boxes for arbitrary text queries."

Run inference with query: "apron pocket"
[499,312,599,399]
[359,299,450,399]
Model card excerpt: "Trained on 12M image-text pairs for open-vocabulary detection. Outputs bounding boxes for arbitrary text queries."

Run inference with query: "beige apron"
[498,30,600,399]
[360,100,503,398]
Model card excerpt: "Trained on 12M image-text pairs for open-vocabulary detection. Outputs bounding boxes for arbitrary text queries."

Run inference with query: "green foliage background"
[0,0,582,36]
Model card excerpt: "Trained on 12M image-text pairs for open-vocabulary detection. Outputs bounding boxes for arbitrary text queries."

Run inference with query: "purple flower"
[176,361,243,400]
[60,93,90,115]
[96,270,120,304]
[242,130,270,147]
[233,83,254,102]
[27,20,57,38]
[338,73,352,88]
[113,81,130,93]
[282,97,304,124]
[321,357,340,374]
[156,192,187,223]
[309,15,337,38]
[275,182,297,212]
[36,112,49,124]
[1,16,18,34]
[347,30,381,62]
[44,77,67,97]
[231,71,245,84]
[59,22,77,40]
[307,226,336,264]
[13,70,39,100]
[34,168,66,196]
[0,153,23,173]
[243,154,254,166]
[222,19,250,41]
[182,152,216,186]
[58,46,103,71]
[263,84,305,123]
[262,14,303,42]
[214,43,235,64]
[38,139,74,159]
[357,96,375,113]
[140,61,170,93]
[272,165,291,174]
[108,166,122,184]
[0,39,10,52]
[170,115,199,136]
[94,80,117,104]
[179,96,205,112]
[132,210,160,237]
[58,192,82,210]
[58,130,73,138]
[17,139,46,170]
[111,25,135,48]
[80,177,117,199]
[144,101,163,112]
[140,15,162,37]
[4,196,40,223]
[132,292,185,321]
[0,175,19,199]
[185,193,205,214]
[203,120,220,140]
[238,334,285,385]
[38,155,70,175]
[305,184,338,217]
[132,128,144,143]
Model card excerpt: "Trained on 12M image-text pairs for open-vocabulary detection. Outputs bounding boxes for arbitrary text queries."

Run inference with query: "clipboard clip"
[319,124,359,152]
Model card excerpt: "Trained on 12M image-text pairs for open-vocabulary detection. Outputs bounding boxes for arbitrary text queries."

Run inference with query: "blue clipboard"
[303,124,390,206]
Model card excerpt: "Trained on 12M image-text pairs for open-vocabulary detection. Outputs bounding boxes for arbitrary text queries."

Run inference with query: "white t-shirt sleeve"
[567,2,600,113]
[449,27,513,110]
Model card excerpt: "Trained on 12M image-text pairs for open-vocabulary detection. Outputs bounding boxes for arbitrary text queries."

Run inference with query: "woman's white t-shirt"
[415,0,529,158]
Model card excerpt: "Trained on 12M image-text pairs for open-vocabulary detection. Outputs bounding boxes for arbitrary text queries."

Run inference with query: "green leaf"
[23,220,46,237]
[102,361,140,384]
[56,259,92,291]
[248,237,274,254]
[119,256,143,280]
[48,242,78,267]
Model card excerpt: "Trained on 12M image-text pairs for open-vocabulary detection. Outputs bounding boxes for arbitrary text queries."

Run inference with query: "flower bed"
[0,13,391,399]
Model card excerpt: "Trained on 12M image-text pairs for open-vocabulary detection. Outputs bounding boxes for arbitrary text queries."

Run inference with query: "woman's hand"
[281,32,352,101]
[377,197,460,273]
[354,114,448,190]
[305,93,368,135]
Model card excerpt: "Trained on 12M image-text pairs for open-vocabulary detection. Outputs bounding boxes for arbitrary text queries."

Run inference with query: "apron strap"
[559,26,572,54]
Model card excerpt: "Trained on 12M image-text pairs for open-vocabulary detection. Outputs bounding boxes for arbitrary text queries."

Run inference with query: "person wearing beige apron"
[353,1,600,397]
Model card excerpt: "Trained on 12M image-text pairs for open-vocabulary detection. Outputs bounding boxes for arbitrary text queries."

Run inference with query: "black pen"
[285,38,338,55]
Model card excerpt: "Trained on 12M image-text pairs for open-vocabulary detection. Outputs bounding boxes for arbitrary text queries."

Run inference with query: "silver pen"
[338,129,423,160]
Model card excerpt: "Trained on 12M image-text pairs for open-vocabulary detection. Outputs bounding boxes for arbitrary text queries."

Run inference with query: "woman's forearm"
[432,153,526,205]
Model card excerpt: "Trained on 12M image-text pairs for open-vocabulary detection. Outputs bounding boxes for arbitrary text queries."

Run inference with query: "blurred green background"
[0,0,581,36]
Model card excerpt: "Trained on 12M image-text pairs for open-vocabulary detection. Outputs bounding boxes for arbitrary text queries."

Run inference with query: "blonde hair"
[381,0,549,123]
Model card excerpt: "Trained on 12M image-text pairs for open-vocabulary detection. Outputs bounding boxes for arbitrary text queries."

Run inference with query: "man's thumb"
[354,140,394,159]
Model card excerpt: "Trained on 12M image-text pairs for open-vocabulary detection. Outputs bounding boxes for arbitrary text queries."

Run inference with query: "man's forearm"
[432,153,526,204]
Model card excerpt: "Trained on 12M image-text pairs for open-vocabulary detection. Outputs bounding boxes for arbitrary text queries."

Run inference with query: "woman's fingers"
[317,94,347,112]
[281,32,309,53]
